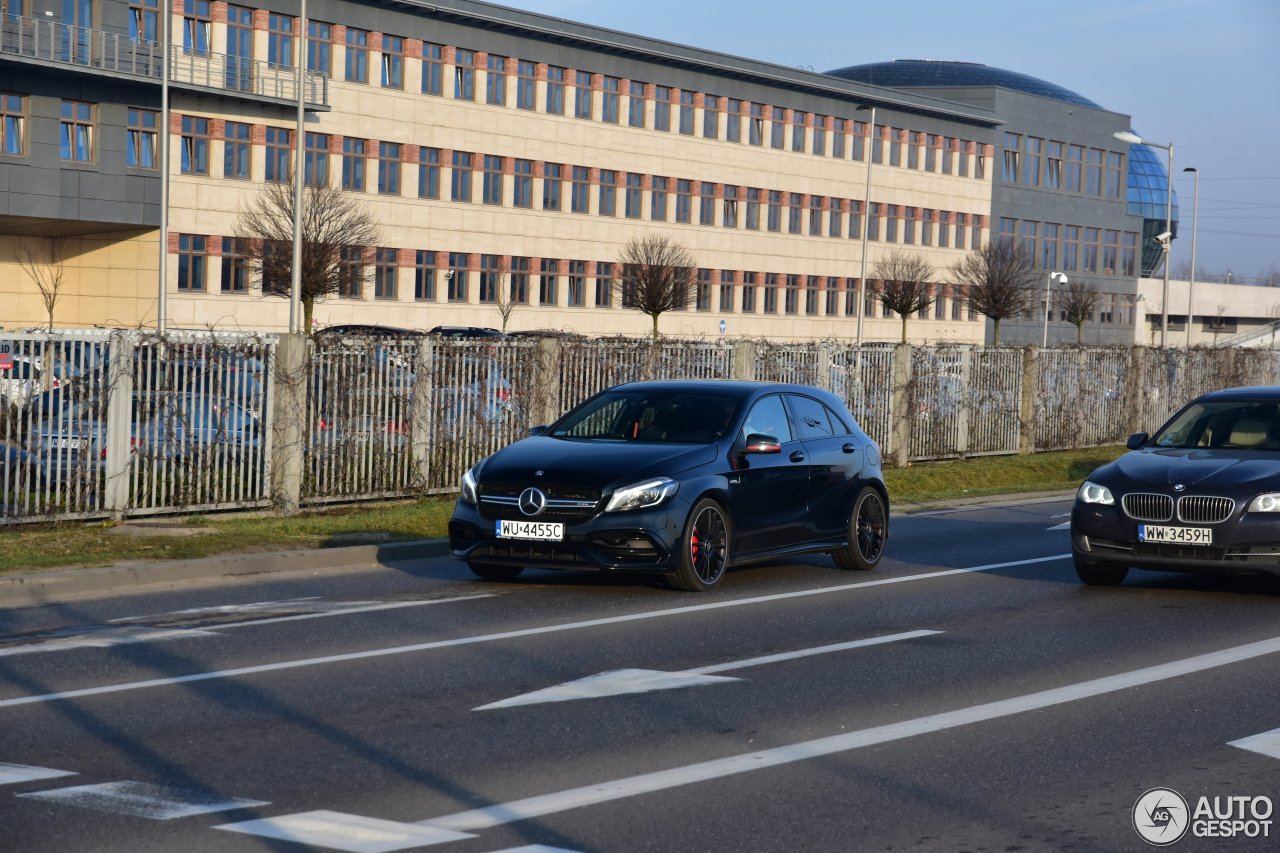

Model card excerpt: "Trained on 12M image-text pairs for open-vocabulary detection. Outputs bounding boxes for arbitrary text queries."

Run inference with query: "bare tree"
[236,182,381,332]
[617,235,696,341]
[1269,301,1280,349]
[494,271,522,332]
[1059,278,1100,345]
[16,235,70,333]
[1210,304,1229,346]
[950,238,1037,346]
[1259,264,1280,288]
[870,250,935,344]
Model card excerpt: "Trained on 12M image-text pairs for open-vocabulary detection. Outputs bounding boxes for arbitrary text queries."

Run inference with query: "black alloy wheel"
[670,498,730,592]
[833,485,887,571]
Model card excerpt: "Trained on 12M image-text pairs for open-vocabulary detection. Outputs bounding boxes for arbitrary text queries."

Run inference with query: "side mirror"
[1126,432,1149,450]
[743,433,782,454]
[528,424,548,437]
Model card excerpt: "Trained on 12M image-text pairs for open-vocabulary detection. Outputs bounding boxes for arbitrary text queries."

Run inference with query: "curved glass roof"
[824,60,1103,108]
[1127,142,1180,276]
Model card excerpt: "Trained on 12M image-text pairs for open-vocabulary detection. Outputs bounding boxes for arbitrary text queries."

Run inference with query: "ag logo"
[1133,787,1190,845]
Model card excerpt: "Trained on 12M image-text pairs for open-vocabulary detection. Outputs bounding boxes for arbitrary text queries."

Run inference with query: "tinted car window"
[788,394,834,439]
[553,390,739,443]
[1154,401,1280,450]
[741,395,793,443]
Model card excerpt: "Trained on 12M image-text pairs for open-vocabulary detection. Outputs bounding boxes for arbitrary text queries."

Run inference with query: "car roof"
[607,379,845,402]
[1197,386,1280,402]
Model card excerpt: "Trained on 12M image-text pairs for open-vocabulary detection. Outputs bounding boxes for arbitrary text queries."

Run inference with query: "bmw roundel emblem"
[518,487,548,517]
[1173,483,1186,492]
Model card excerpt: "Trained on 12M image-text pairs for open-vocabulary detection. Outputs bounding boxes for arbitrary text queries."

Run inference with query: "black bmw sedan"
[448,380,888,591]
[1072,386,1280,585]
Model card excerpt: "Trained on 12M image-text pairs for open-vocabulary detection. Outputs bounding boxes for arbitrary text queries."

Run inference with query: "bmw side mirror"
[528,424,548,437]
[1126,432,1149,450]
[744,433,782,454]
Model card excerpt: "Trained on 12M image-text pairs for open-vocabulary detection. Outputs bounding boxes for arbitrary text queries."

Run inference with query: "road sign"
[719,319,727,334]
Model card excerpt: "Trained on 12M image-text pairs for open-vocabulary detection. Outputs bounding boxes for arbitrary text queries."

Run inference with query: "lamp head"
[1113,130,1144,145]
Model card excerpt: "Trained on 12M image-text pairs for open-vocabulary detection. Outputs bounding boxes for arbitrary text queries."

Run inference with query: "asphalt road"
[0,497,1277,853]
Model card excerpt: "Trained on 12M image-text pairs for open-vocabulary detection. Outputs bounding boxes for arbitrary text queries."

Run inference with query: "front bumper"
[448,497,689,572]
[1071,501,1280,577]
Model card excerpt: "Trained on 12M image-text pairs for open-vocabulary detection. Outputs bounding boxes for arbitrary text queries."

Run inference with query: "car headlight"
[1077,480,1115,505]
[604,477,678,512]
[460,466,480,505]
[1248,493,1280,512]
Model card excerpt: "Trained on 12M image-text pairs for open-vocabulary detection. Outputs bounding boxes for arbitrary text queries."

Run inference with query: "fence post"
[890,343,912,467]
[1018,345,1039,455]
[534,337,563,426]
[733,340,757,381]
[411,340,434,491]
[956,346,972,457]
[1128,345,1147,435]
[817,343,834,391]
[270,332,306,515]
[102,329,137,518]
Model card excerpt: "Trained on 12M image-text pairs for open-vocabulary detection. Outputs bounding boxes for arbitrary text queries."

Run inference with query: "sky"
[507,0,1280,282]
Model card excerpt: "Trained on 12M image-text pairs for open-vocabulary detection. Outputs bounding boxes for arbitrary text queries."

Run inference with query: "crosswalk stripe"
[216,810,473,851]
[0,762,76,785]
[19,781,267,820]
[1229,727,1280,759]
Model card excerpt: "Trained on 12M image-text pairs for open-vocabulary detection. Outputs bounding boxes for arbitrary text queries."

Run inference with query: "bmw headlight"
[605,477,678,512]
[460,466,480,505]
[1077,481,1115,505]
[1248,493,1280,512]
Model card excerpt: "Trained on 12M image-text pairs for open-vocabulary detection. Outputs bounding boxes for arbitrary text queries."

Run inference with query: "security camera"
[1154,231,1172,245]
[443,269,455,280]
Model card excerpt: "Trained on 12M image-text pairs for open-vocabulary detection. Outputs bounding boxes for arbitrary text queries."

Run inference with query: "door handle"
[789,450,805,463]
[842,443,856,454]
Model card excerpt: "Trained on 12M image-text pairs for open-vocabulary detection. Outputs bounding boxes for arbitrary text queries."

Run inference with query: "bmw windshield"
[551,390,740,443]
[1152,400,1280,450]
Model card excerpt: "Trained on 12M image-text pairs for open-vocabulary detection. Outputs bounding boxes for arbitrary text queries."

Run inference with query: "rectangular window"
[454,49,476,100]
[451,151,473,202]
[955,212,966,249]
[742,272,757,313]
[699,182,715,226]
[770,106,785,149]
[509,256,530,304]
[767,190,782,232]
[746,187,761,230]
[723,185,739,228]
[847,278,861,317]
[1122,232,1138,276]
[599,169,617,216]
[625,172,642,219]
[719,270,734,312]
[888,128,901,166]
[726,99,742,143]
[1087,148,1105,196]
[303,131,328,186]
[571,165,590,213]
[654,86,671,132]
[602,76,620,123]
[885,204,898,243]
[1064,225,1080,272]
[764,273,779,314]
[375,247,398,299]
[337,246,363,298]
[414,250,436,301]
[852,121,865,161]
[539,258,559,305]
[972,214,983,250]
[675,179,693,223]
[486,54,507,105]
[871,124,884,164]
[903,206,917,245]
[805,275,819,315]
[679,90,695,135]
[936,211,949,248]
[1107,151,1125,199]
[941,137,956,175]
[907,131,921,170]
[933,285,946,319]
[829,199,843,237]
[1083,226,1099,273]
[812,116,826,156]
[225,5,254,90]
[419,147,440,198]
[832,118,846,158]
[308,20,332,75]
[850,200,863,241]
[516,60,536,110]
[921,208,933,246]
[546,66,565,114]
[703,95,720,139]
[478,254,499,303]
[958,140,970,177]
[422,43,443,95]
[0,93,25,156]
[1041,222,1059,270]
[1103,228,1120,274]
[650,176,668,221]
[1046,140,1063,189]
[825,276,840,316]
[792,111,807,153]
[220,237,248,292]
[574,70,593,119]
[129,0,159,43]
[265,127,291,183]
[1002,131,1021,183]
[219,120,251,179]
[513,158,533,208]
[126,108,157,169]
[342,137,366,190]
[179,114,207,173]
[543,163,562,210]
[567,260,586,307]
[695,268,711,311]
[867,202,880,241]
[1066,144,1084,193]
[628,80,646,128]
[749,103,764,146]
[595,262,613,307]
[378,142,401,195]
[345,28,368,83]
[482,154,503,205]
[377,34,403,89]
[447,252,469,301]
[787,193,802,235]
[267,13,293,69]
[177,234,206,291]
[183,0,211,56]
[1023,136,1042,186]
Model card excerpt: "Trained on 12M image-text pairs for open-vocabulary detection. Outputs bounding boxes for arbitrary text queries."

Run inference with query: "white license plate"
[496,519,564,541]
[1139,524,1213,545]
[56,438,88,450]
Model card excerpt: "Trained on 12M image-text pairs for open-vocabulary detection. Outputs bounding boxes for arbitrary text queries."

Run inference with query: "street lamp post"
[1042,271,1067,347]
[855,104,875,347]
[1115,130,1174,347]
[289,0,307,335]
[1182,166,1199,348]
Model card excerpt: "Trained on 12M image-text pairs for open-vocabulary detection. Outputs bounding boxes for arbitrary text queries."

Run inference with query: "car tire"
[833,486,887,571]
[669,498,730,592]
[468,562,525,582]
[1074,559,1128,586]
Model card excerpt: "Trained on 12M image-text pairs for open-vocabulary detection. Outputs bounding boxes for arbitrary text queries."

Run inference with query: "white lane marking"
[1229,727,1280,759]
[421,635,1280,833]
[476,630,940,710]
[1047,522,1071,531]
[904,496,1074,517]
[19,781,267,820]
[108,596,495,631]
[0,555,1067,710]
[216,810,472,852]
[0,762,76,785]
[0,626,221,658]
[489,847,586,853]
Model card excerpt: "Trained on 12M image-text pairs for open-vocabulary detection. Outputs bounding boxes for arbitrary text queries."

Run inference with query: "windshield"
[1152,400,1280,450]
[552,390,740,443]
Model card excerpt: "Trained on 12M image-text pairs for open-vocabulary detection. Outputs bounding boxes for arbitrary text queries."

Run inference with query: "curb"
[0,538,450,608]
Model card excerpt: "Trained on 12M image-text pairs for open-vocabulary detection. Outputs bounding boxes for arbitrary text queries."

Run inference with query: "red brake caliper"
[691,532,699,556]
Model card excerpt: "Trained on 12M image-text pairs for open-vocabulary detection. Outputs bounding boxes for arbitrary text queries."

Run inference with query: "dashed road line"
[0,762,76,785]
[19,780,267,820]
[1229,727,1280,760]
[216,810,472,852]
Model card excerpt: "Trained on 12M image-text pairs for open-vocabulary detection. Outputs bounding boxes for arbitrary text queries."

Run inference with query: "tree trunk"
[899,314,908,344]
[992,318,1001,347]
[1076,322,1084,345]
[304,297,315,334]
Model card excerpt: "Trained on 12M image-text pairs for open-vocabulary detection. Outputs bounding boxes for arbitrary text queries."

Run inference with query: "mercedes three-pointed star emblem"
[518,487,547,516]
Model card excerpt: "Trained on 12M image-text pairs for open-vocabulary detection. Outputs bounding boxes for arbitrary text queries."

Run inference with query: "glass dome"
[1126,142,1180,276]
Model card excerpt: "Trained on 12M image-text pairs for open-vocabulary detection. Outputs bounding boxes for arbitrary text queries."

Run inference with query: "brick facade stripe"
[252,8,268,30]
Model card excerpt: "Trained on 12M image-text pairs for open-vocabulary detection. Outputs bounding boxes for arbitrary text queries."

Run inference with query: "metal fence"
[7,330,1280,525]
